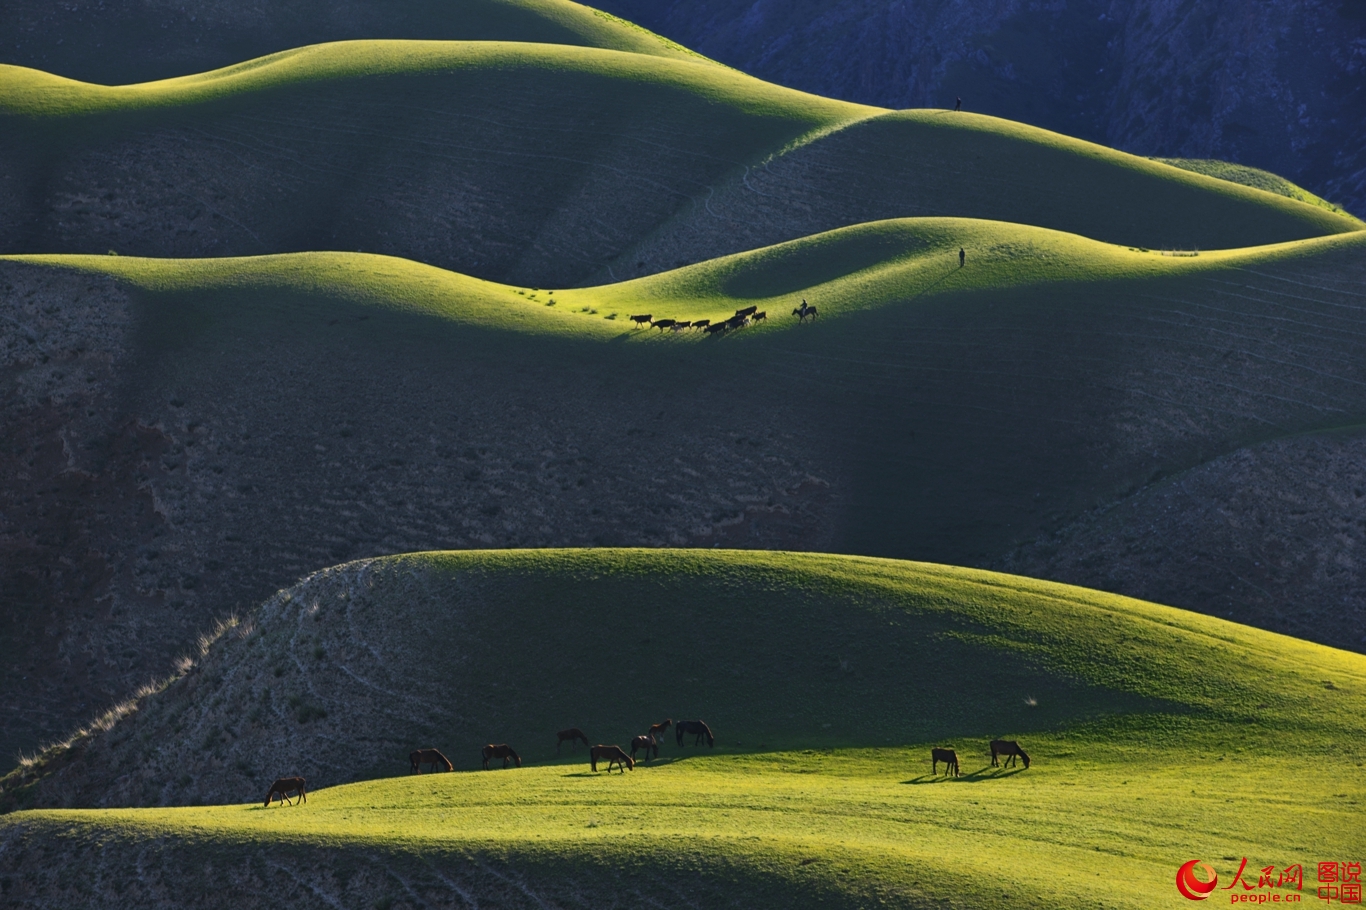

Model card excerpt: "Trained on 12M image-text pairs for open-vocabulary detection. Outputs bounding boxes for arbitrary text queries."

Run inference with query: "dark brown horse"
[648,719,672,739]
[591,744,634,773]
[630,314,652,328]
[794,305,819,323]
[264,777,306,807]
[409,748,453,773]
[630,734,658,761]
[675,719,714,747]
[557,728,590,753]
[931,748,959,777]
[482,744,522,769]
[990,740,1030,769]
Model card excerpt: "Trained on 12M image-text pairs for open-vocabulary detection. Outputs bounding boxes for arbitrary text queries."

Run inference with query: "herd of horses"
[629,300,818,334]
[262,725,1028,806]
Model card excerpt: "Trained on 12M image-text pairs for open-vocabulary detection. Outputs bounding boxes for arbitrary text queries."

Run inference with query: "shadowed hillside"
[1,43,1356,289]
[4,221,1366,770]
[2,549,1363,908]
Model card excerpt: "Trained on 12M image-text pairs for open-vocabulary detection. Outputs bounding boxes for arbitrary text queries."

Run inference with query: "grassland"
[0,0,709,87]
[4,217,1366,659]
[1,41,1358,288]
[3,549,1363,908]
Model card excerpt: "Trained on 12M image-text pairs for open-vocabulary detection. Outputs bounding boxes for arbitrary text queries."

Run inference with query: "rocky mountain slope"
[593,0,1366,218]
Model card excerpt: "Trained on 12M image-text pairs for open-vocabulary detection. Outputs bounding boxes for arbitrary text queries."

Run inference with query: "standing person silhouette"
[954,97,962,111]
[959,247,965,268]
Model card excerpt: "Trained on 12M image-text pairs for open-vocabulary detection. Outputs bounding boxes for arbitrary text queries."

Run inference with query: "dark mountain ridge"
[592,0,1366,216]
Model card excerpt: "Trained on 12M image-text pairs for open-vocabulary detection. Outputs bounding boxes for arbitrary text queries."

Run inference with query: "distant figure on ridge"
[954,97,962,112]
[959,247,965,268]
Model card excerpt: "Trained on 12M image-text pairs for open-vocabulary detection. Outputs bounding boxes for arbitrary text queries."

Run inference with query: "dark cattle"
[704,322,727,335]
[264,777,306,807]
[931,748,960,777]
[557,728,590,753]
[653,318,676,331]
[990,740,1030,769]
[675,719,715,747]
[726,314,747,329]
[752,311,767,323]
[671,321,692,332]
[590,744,634,773]
[692,320,710,330]
[734,305,758,318]
[482,744,522,769]
[630,734,659,761]
[648,719,673,739]
[409,748,453,773]
[630,314,652,328]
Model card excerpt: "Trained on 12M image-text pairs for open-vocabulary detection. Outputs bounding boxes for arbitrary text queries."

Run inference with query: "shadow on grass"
[901,765,1027,784]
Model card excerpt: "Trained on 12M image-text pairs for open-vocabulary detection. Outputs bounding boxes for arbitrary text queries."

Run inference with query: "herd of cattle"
[263,720,1031,805]
[629,300,819,334]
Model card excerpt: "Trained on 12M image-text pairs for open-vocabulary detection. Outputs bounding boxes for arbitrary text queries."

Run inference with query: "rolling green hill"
[1,42,1357,289]
[4,216,1366,775]
[0,0,706,85]
[3,549,1363,909]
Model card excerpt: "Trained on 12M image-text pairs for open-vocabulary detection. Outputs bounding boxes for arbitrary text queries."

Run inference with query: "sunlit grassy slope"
[1,41,1358,287]
[4,550,1363,908]
[0,0,706,86]
[7,217,1366,570]
[1157,157,1354,217]
[10,217,1365,335]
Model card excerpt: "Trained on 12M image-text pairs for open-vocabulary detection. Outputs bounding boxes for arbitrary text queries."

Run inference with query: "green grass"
[1157,157,1355,217]
[9,216,1364,336]
[4,549,1364,907]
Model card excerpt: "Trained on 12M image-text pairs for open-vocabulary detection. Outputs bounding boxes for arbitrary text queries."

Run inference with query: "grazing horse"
[675,719,715,747]
[264,777,306,807]
[630,314,652,328]
[591,744,635,773]
[692,320,710,330]
[752,311,767,323]
[652,318,676,331]
[931,748,960,777]
[794,305,819,323]
[648,719,673,740]
[409,748,453,773]
[482,744,522,769]
[990,740,1030,769]
[557,728,590,753]
[630,734,658,761]
[735,305,758,318]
